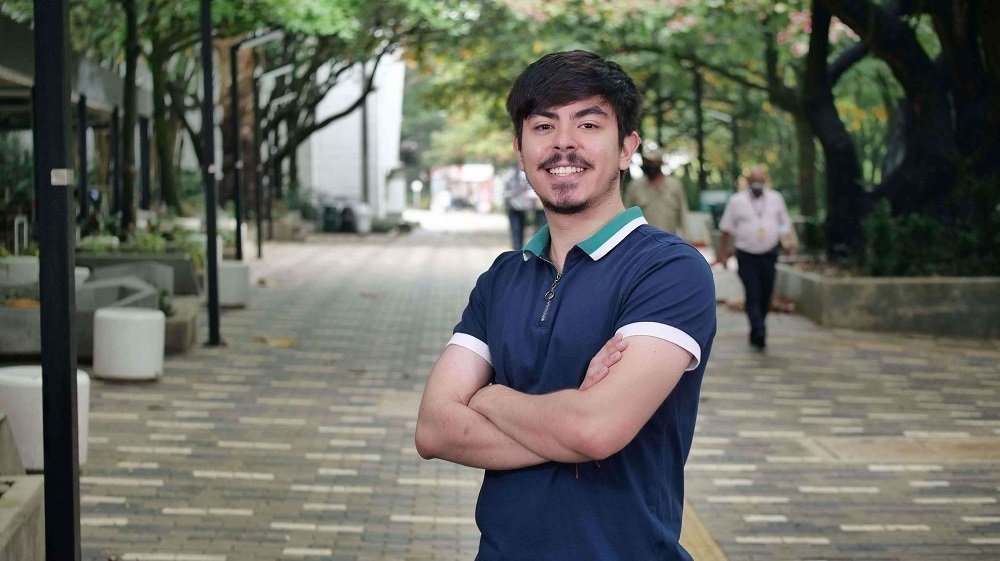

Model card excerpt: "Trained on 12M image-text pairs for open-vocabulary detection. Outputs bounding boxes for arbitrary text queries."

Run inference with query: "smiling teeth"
[548,166,584,176]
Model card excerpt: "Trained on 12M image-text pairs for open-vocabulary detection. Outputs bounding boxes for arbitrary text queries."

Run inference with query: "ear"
[513,136,525,170]
[619,131,641,170]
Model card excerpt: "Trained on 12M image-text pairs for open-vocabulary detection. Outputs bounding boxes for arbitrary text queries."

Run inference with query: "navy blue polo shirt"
[449,207,716,561]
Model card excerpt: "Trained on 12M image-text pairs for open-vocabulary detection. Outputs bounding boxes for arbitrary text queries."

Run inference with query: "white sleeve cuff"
[447,333,492,367]
[616,322,702,371]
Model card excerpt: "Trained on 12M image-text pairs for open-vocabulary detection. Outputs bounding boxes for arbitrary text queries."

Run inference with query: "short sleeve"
[717,195,737,234]
[614,245,716,371]
[449,261,496,366]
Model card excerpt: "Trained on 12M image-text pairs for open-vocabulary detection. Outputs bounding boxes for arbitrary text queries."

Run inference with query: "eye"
[580,122,598,129]
[535,123,553,131]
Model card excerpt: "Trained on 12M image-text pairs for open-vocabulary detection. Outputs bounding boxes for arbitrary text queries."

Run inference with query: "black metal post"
[252,72,263,259]
[110,105,121,215]
[139,116,151,210]
[267,127,276,240]
[200,0,221,346]
[33,0,81,558]
[77,95,88,221]
[361,80,369,205]
[230,43,244,260]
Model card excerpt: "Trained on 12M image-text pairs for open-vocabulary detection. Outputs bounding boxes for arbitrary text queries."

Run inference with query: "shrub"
[861,178,999,277]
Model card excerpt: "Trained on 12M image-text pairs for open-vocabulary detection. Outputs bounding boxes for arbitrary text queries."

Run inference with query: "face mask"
[749,181,764,194]
[641,164,662,178]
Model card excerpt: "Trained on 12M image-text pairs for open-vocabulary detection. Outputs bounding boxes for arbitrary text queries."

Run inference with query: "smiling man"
[415,50,717,560]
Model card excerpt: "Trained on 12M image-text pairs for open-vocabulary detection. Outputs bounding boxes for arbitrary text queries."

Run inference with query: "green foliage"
[130,230,168,253]
[0,134,33,216]
[861,191,1000,277]
[282,184,320,221]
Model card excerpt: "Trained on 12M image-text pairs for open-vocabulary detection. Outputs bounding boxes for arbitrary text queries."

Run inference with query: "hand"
[468,383,493,413]
[712,255,728,270]
[580,334,628,391]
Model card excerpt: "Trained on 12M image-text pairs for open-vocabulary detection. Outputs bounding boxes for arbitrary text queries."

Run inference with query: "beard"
[529,151,620,215]
[535,170,620,215]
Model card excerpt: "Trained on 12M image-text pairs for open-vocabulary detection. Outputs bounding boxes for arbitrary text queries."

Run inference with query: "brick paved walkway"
[78,212,1000,561]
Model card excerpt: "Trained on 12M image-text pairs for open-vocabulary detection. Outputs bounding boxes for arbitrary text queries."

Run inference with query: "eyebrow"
[528,105,610,121]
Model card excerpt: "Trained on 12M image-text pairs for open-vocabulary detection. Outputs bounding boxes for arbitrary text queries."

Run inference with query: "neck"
[545,198,625,271]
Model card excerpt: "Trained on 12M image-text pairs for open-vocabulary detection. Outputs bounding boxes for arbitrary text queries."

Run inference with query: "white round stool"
[93,307,166,380]
[218,261,250,307]
[0,366,90,471]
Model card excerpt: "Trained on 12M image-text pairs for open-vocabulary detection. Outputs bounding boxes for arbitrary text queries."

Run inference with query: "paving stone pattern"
[79,224,1000,561]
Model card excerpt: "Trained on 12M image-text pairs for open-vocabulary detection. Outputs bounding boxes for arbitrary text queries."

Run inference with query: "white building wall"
[309,52,406,221]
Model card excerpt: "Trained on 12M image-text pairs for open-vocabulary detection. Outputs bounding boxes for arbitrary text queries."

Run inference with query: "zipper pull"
[539,271,562,323]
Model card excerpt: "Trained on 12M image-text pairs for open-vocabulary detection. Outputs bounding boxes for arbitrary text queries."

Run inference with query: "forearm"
[416,344,548,470]
[470,337,692,463]
[717,231,731,261]
[470,385,596,463]
[417,398,547,470]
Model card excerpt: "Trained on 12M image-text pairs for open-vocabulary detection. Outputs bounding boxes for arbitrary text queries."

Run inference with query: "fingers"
[580,334,629,391]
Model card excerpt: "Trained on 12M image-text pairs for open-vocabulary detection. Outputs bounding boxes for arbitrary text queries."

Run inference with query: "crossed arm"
[414,334,692,469]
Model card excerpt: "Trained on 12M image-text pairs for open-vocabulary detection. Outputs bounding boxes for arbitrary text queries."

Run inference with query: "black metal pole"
[266,127,274,240]
[110,105,121,215]
[230,43,244,261]
[252,74,263,259]
[200,0,221,346]
[77,95,88,221]
[33,0,81,558]
[361,77,369,205]
[139,116,151,210]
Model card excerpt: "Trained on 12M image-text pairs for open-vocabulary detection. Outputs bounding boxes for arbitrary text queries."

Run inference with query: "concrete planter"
[774,264,1000,337]
[0,257,89,289]
[76,252,201,296]
[218,261,250,307]
[0,367,91,471]
[0,257,38,287]
[0,476,44,561]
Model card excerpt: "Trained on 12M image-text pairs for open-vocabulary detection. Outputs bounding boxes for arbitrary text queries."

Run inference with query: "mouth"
[547,166,585,177]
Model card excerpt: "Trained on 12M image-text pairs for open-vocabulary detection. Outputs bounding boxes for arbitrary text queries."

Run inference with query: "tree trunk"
[804,1,866,258]
[120,0,138,232]
[691,65,707,192]
[149,45,180,211]
[287,138,299,191]
[219,38,237,206]
[821,0,964,218]
[792,112,817,219]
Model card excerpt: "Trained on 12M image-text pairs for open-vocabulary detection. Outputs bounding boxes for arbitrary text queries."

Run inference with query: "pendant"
[757,227,766,241]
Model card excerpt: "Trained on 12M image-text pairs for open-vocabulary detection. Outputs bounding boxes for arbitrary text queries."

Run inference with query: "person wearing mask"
[715,167,797,350]
[623,144,689,239]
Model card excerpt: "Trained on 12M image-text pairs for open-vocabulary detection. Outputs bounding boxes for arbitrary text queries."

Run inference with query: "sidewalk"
[78,212,999,561]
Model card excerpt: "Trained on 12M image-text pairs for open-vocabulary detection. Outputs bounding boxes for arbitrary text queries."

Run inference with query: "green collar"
[522,206,647,261]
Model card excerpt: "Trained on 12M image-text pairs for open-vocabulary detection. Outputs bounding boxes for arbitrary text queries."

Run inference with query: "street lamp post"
[200,0,221,346]
[32,0,82,558]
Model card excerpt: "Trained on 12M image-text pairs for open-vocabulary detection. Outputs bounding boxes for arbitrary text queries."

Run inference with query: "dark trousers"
[736,248,779,346]
[508,209,526,250]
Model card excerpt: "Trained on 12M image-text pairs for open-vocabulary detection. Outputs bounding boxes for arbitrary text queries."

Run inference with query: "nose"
[553,126,577,151]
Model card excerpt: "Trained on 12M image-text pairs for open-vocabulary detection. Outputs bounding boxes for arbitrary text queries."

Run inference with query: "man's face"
[515,96,639,215]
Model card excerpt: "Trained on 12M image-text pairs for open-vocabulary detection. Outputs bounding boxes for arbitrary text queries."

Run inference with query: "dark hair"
[506,50,642,148]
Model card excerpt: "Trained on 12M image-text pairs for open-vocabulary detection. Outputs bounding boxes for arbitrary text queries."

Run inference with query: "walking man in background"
[416,50,716,560]
[715,167,797,350]
[624,144,689,239]
[502,166,536,249]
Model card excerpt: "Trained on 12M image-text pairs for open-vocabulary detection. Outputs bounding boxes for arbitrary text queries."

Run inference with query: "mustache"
[537,152,593,171]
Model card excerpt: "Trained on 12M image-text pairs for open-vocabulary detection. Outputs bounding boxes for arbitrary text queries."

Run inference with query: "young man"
[715,167,798,350]
[415,51,716,560]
